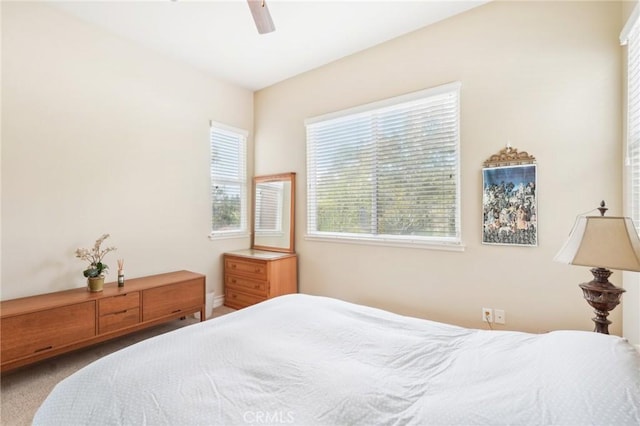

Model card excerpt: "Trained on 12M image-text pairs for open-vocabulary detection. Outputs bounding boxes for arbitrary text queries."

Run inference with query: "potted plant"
[75,234,117,292]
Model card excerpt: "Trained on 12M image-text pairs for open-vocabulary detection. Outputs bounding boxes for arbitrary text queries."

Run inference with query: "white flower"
[75,234,117,277]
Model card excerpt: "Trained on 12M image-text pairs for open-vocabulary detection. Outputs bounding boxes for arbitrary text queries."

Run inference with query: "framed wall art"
[482,146,537,246]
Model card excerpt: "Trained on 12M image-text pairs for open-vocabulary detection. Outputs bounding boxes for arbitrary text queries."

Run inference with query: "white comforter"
[34,294,640,425]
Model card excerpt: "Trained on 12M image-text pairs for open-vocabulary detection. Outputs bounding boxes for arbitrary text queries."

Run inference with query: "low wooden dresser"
[224,249,297,309]
[1,270,205,372]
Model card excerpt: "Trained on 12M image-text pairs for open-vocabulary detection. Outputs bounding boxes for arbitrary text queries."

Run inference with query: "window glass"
[306,82,461,248]
[210,124,248,237]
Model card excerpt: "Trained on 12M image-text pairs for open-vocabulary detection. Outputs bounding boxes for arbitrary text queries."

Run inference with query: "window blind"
[623,6,640,229]
[210,124,247,235]
[306,82,461,246]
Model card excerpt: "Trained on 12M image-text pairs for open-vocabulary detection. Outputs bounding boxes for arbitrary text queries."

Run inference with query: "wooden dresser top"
[225,249,297,261]
[1,270,204,317]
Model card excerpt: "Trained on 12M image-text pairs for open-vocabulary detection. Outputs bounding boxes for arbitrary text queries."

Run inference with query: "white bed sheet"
[34,294,640,425]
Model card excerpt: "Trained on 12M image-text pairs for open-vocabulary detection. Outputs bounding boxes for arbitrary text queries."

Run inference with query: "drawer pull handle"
[115,293,128,297]
[114,309,128,315]
[172,309,182,313]
[231,264,237,269]
[34,345,53,353]
[231,279,237,284]
[232,294,237,298]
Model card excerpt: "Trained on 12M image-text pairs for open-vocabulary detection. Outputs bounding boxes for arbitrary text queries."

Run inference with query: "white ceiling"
[49,0,489,91]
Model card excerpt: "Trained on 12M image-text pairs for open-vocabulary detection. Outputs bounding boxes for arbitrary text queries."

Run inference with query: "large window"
[210,122,248,238]
[305,82,462,249]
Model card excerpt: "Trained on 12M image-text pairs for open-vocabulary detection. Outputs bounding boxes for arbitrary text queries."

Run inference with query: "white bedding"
[34,294,640,425]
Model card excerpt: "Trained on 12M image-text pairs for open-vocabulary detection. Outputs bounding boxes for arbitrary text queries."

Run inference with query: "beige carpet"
[0,305,235,426]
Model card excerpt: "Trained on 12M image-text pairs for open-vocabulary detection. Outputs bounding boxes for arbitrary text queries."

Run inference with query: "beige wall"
[1,2,253,300]
[2,1,632,337]
[255,1,626,334]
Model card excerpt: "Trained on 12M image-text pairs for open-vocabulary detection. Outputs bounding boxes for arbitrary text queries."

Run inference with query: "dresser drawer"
[225,274,268,296]
[142,279,204,322]
[99,292,140,315]
[223,252,297,310]
[1,302,96,362]
[225,257,267,280]
[99,308,140,334]
[224,289,265,310]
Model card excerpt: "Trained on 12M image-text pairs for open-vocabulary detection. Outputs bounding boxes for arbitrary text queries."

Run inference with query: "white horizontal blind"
[306,82,461,245]
[210,123,247,235]
[623,9,640,230]
[621,3,640,346]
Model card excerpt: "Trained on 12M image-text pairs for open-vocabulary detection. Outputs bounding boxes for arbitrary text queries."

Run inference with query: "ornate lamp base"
[578,267,625,334]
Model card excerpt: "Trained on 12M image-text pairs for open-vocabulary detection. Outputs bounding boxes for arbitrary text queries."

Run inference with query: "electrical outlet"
[494,309,506,324]
[482,308,493,323]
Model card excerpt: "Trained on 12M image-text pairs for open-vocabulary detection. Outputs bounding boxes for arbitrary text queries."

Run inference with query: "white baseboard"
[213,294,225,308]
[193,293,226,320]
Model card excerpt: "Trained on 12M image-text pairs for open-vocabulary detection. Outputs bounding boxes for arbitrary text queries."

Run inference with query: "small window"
[210,122,248,238]
[305,82,462,249]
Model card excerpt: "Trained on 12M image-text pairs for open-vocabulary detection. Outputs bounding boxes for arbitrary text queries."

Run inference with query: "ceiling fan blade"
[247,0,275,34]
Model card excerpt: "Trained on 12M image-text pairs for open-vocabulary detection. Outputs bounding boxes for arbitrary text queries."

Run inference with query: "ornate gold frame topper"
[483,144,536,168]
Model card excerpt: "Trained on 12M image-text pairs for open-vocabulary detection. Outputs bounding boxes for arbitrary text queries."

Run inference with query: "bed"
[34,294,640,425]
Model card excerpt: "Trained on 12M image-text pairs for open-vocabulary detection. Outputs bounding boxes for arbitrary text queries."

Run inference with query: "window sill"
[304,234,465,252]
[208,232,250,241]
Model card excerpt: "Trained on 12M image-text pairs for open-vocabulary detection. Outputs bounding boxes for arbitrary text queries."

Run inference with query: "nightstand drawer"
[99,308,140,334]
[225,257,267,280]
[223,252,297,310]
[99,292,140,315]
[225,274,268,296]
[225,289,265,310]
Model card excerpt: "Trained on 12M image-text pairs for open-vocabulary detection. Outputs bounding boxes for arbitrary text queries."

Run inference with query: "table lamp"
[554,201,640,334]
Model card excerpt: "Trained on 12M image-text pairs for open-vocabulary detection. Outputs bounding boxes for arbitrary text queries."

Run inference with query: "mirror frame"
[251,172,296,253]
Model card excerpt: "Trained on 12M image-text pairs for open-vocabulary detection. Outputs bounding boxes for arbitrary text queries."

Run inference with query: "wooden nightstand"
[223,249,297,309]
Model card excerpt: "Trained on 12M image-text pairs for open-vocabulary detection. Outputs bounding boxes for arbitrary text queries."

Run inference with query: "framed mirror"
[252,172,296,253]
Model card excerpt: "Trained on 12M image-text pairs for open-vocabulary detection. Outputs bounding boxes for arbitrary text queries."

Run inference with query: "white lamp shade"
[554,216,640,272]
